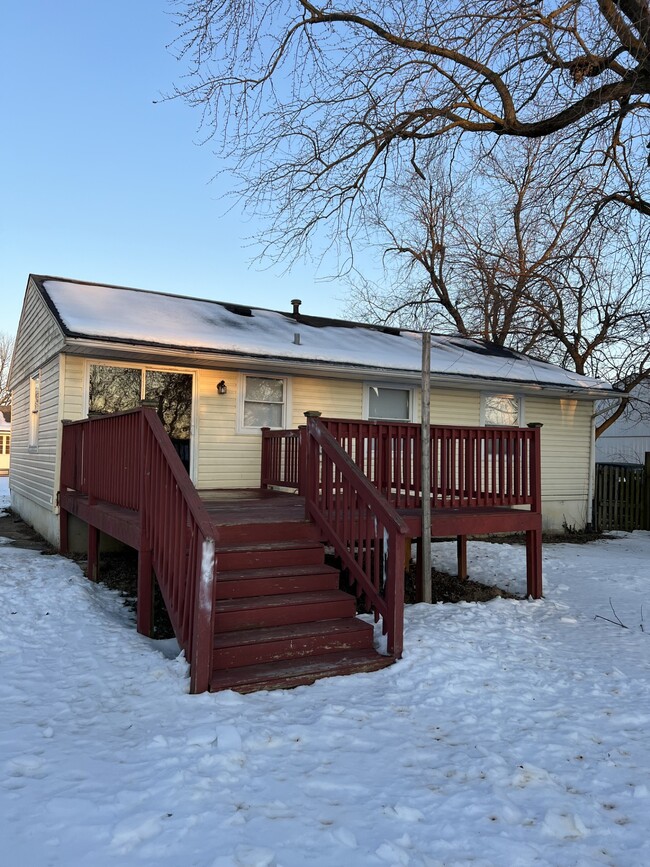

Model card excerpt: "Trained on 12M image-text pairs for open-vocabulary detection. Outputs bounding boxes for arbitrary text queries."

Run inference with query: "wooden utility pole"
[645,452,650,531]
[421,332,432,603]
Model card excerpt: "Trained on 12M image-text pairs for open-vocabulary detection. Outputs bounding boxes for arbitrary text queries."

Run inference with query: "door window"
[88,364,193,472]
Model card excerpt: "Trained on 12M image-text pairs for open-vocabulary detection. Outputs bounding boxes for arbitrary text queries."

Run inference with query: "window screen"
[368,386,410,421]
[243,377,285,428]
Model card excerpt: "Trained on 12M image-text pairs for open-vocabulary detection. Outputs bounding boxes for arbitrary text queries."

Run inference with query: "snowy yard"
[1,476,649,867]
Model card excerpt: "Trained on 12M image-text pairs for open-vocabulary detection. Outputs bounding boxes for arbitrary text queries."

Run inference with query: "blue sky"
[0,1,351,339]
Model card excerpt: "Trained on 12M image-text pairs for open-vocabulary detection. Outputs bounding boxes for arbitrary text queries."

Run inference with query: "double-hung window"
[29,372,40,448]
[241,376,287,430]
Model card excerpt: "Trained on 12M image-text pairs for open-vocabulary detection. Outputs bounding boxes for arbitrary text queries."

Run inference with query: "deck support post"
[643,452,650,530]
[525,528,543,599]
[137,547,155,637]
[87,524,100,582]
[404,537,412,571]
[59,508,69,556]
[456,535,467,580]
[414,537,424,603]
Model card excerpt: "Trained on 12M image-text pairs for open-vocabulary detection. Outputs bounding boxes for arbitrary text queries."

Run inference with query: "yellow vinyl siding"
[9,355,61,510]
[9,279,65,388]
[195,369,260,489]
[526,396,593,529]
[291,376,363,425]
[0,434,10,473]
[429,387,481,426]
[61,355,86,420]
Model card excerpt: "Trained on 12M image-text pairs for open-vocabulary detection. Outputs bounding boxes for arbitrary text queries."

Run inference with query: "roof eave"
[61,336,613,400]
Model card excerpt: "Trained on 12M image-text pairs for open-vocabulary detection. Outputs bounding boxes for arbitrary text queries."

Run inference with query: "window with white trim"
[366,385,412,422]
[240,376,287,430]
[29,372,40,448]
[482,393,522,427]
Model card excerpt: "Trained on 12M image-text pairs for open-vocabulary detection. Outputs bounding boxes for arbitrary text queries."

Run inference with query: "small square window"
[241,376,286,430]
[367,386,411,421]
[483,394,521,427]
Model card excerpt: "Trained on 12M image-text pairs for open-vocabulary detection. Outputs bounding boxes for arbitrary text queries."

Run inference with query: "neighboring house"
[595,382,650,465]
[0,405,10,476]
[9,274,613,546]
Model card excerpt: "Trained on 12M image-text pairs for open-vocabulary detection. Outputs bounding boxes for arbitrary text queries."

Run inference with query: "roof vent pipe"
[291,298,302,319]
[293,332,301,345]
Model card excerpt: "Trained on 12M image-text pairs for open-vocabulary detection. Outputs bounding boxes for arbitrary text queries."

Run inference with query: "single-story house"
[595,382,650,466]
[0,405,10,476]
[9,275,612,543]
[7,275,614,692]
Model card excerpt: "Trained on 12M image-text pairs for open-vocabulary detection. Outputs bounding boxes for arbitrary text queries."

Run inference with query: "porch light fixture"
[217,380,227,395]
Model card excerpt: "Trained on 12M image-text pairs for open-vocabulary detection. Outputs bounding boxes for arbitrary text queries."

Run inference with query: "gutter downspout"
[586,411,596,531]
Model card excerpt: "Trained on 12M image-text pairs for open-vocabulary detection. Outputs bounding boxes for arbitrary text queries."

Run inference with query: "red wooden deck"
[59,408,543,694]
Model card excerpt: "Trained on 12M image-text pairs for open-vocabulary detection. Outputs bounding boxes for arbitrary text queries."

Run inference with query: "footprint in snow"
[542,809,589,839]
[383,804,424,822]
[232,845,276,866]
[5,754,46,778]
[111,812,165,852]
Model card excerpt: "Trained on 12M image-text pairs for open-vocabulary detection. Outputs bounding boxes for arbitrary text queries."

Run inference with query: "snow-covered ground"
[1,475,649,866]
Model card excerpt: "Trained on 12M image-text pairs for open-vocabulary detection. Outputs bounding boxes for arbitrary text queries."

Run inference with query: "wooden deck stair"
[60,409,542,694]
[210,517,393,693]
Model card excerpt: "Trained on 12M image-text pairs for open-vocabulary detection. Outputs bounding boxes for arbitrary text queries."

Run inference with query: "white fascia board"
[62,338,614,402]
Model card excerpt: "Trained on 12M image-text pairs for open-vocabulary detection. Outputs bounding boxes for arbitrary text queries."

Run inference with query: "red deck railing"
[323,419,541,511]
[263,418,542,603]
[61,408,218,693]
[304,419,408,657]
[262,419,541,513]
[260,427,303,490]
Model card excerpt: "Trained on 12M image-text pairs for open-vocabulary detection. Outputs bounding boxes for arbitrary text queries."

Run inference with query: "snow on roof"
[40,277,611,393]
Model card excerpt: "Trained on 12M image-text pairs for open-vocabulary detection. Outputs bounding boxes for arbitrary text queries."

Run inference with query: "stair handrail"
[138,407,219,693]
[61,407,218,693]
[304,417,408,658]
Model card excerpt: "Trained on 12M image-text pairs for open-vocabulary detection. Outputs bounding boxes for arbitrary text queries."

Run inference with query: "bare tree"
[0,333,13,406]
[171,0,650,260]
[170,1,650,432]
[346,142,650,436]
